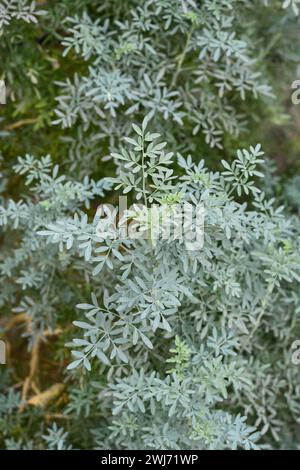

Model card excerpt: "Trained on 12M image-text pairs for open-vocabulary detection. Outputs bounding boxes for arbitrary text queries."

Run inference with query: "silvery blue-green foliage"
[0,0,45,28]
[263,0,300,15]
[280,0,300,15]
[38,117,300,449]
[42,423,71,450]
[53,0,279,152]
[1,0,300,452]
[0,154,111,340]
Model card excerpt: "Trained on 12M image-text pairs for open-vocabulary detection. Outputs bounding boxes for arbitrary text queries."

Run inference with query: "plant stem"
[171,27,194,88]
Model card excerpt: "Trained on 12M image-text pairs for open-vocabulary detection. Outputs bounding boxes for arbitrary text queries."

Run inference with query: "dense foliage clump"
[0,0,300,450]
